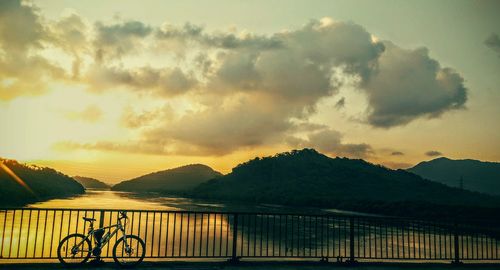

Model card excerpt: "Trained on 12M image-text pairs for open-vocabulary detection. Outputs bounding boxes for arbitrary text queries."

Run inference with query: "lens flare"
[0,161,37,197]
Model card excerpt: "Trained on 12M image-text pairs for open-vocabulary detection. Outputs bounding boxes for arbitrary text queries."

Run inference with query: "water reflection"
[26,190,353,214]
[26,190,180,211]
[0,191,498,261]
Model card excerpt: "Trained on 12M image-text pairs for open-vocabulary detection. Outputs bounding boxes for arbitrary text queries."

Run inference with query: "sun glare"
[0,161,37,197]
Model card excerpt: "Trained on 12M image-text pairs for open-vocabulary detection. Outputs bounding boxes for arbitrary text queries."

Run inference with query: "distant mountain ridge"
[407,157,500,196]
[112,164,222,193]
[192,149,500,219]
[0,158,85,206]
[73,176,110,189]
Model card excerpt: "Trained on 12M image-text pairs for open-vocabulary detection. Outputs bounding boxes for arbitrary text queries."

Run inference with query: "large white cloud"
[59,18,468,156]
[0,0,66,100]
[0,1,469,157]
[363,42,467,127]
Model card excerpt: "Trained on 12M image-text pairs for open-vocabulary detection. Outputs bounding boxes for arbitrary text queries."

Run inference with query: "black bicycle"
[57,211,145,267]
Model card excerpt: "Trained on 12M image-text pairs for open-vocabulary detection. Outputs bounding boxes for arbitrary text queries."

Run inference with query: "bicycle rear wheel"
[57,233,92,266]
[112,234,145,267]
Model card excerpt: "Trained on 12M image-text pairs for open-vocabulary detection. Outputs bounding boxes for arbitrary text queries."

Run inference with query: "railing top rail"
[0,206,374,218]
[0,207,498,229]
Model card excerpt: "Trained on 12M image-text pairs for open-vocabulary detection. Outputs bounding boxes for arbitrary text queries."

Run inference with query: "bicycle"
[57,211,146,267]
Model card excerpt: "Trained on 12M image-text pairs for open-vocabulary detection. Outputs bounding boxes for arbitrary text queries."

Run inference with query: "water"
[0,190,356,260]
[26,189,361,215]
[27,190,183,211]
[1,190,498,261]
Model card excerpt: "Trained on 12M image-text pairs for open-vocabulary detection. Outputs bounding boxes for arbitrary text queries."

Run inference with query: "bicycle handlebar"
[119,211,128,219]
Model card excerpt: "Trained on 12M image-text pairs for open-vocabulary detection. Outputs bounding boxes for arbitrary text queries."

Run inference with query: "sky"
[0,0,499,183]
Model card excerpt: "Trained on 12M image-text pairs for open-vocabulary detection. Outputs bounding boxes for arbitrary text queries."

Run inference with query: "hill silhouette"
[0,158,85,206]
[192,149,500,220]
[112,164,222,193]
[408,157,500,196]
[73,176,110,189]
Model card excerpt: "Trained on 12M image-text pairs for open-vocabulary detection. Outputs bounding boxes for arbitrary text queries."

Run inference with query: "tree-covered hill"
[408,157,500,196]
[0,158,85,206]
[73,176,110,189]
[192,149,500,219]
[112,164,222,193]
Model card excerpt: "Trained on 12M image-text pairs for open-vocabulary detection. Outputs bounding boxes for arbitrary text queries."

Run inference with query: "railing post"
[346,217,357,265]
[99,210,105,229]
[229,213,239,263]
[452,221,462,265]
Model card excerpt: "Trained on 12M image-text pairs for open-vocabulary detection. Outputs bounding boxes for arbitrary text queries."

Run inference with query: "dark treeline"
[0,158,84,206]
[112,164,222,193]
[408,157,500,196]
[73,176,110,189]
[2,149,500,225]
[190,149,500,223]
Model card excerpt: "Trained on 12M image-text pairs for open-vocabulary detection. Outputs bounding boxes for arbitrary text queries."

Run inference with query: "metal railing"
[0,208,498,263]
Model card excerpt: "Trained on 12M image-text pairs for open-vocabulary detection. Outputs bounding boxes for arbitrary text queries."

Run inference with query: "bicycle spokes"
[57,234,91,265]
[112,234,145,266]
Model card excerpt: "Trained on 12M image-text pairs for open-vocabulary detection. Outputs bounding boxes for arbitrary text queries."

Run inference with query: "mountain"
[112,164,222,193]
[0,158,85,206]
[407,157,500,196]
[192,149,500,219]
[73,176,110,189]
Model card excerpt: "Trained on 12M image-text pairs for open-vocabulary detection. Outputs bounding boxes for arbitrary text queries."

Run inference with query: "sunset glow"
[0,162,36,196]
[1,0,499,183]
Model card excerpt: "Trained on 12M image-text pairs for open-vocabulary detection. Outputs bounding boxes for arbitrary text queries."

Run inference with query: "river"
[0,190,385,260]
[26,189,365,215]
[1,190,492,261]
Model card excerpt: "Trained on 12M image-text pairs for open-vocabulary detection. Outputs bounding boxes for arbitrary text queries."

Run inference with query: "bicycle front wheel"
[112,234,145,267]
[57,233,92,266]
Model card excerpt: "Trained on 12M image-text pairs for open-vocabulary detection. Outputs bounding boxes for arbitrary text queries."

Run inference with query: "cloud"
[50,13,89,78]
[0,4,471,157]
[334,97,345,109]
[141,95,294,155]
[290,122,329,132]
[1,7,468,127]
[425,150,443,157]
[155,19,466,130]
[0,56,66,100]
[0,0,46,52]
[85,65,197,96]
[485,33,500,56]
[362,42,467,127]
[64,105,103,123]
[391,151,404,156]
[102,19,384,156]
[0,0,67,100]
[287,129,373,158]
[54,140,171,156]
[155,22,283,51]
[207,20,383,100]
[93,20,152,62]
[382,161,412,169]
[81,95,332,156]
[120,105,174,128]
[58,18,469,156]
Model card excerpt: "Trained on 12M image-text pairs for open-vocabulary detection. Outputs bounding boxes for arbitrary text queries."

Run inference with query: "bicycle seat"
[83,217,96,222]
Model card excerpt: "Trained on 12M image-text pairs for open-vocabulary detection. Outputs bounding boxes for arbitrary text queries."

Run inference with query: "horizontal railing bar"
[0,207,382,218]
[0,207,497,227]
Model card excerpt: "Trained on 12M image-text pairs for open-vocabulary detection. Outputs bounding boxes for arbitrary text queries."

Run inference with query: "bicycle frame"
[72,217,128,253]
